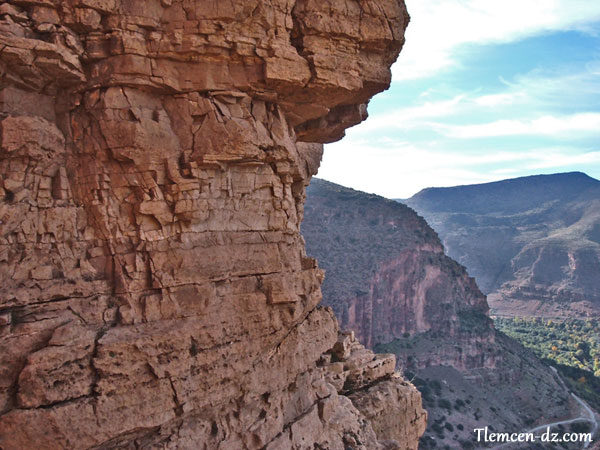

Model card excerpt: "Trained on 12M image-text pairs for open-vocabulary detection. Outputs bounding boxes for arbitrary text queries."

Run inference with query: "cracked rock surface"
[0,0,423,448]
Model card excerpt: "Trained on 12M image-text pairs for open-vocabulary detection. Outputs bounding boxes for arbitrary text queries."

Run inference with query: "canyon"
[303,179,576,448]
[0,1,427,449]
[303,179,496,370]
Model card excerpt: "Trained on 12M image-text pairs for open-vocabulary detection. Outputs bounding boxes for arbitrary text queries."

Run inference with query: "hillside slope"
[404,172,600,318]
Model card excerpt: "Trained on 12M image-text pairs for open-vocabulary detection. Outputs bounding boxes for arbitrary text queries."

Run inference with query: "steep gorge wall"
[303,179,500,372]
[303,180,574,450]
[0,1,426,449]
[348,251,500,371]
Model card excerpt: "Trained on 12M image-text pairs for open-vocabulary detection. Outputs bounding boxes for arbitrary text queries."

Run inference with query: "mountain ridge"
[404,171,600,215]
[403,171,600,319]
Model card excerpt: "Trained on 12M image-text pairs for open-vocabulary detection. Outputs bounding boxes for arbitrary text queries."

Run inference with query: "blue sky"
[317,0,600,198]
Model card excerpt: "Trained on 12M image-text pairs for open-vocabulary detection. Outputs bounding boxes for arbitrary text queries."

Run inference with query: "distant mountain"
[403,172,600,319]
[303,178,574,448]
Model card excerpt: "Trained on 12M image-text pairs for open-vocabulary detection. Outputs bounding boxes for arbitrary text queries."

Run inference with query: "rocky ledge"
[323,331,427,449]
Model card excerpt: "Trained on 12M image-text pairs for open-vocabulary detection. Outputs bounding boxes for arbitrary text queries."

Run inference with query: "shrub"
[438,398,452,411]
[570,422,591,433]
[432,422,445,435]
[459,439,474,449]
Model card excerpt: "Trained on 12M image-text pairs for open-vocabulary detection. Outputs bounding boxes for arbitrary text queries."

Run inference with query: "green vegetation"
[551,361,600,413]
[494,317,599,375]
[494,317,600,410]
[438,398,452,412]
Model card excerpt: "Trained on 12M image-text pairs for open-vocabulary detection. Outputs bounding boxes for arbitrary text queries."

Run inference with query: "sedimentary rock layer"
[0,0,425,448]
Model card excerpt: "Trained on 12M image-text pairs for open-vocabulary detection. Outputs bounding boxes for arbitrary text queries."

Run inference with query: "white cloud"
[473,92,526,107]
[357,95,466,132]
[394,0,600,80]
[442,113,600,138]
[351,67,600,137]
[525,150,600,170]
[508,67,600,106]
[317,142,502,198]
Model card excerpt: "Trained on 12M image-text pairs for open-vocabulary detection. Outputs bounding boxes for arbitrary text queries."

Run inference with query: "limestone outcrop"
[0,0,424,448]
[323,332,427,449]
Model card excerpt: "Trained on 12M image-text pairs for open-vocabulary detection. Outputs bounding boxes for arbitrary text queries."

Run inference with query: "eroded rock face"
[0,0,420,448]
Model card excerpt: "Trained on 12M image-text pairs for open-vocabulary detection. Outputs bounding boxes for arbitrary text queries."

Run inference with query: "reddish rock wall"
[0,1,424,448]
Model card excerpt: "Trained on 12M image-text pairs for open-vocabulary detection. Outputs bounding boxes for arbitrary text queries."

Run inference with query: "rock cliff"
[0,1,426,449]
[303,179,497,371]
